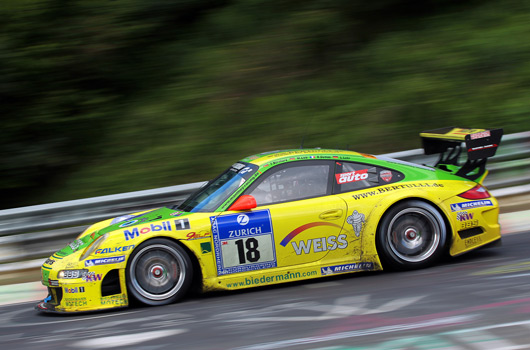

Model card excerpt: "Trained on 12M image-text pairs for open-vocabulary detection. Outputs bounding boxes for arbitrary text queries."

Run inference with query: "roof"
[240,149,376,167]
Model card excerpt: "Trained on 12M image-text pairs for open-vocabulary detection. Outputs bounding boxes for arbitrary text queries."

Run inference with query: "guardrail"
[1,131,529,272]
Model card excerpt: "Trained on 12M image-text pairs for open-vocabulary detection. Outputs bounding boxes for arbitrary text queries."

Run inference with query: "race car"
[37,127,503,313]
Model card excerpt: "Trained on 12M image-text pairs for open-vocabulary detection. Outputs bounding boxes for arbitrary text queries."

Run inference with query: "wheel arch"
[125,236,204,298]
[374,196,453,268]
[376,196,453,248]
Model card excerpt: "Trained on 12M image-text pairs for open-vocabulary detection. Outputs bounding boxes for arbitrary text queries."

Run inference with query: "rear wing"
[420,127,503,182]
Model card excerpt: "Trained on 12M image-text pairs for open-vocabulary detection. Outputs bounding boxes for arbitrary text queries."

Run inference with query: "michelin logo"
[85,256,125,267]
[450,200,493,212]
[321,262,374,276]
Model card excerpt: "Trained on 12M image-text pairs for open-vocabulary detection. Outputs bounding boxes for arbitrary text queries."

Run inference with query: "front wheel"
[377,200,447,270]
[126,238,193,306]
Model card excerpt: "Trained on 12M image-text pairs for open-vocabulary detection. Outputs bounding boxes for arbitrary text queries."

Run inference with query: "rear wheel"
[126,238,193,306]
[377,200,447,270]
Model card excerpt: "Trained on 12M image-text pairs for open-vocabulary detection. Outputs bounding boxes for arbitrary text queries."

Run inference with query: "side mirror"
[228,195,257,211]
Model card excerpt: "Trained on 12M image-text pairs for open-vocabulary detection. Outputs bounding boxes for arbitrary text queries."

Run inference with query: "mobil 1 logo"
[211,209,277,276]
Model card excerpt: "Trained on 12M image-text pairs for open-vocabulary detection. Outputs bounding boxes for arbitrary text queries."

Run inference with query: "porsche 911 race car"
[37,127,503,313]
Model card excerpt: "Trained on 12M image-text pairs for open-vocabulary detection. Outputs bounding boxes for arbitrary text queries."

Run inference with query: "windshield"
[176,162,258,212]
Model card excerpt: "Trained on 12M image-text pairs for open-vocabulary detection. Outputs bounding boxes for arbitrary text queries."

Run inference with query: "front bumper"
[37,258,129,313]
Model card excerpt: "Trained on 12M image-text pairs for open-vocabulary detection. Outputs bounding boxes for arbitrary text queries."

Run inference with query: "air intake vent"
[458,227,484,239]
[101,269,121,296]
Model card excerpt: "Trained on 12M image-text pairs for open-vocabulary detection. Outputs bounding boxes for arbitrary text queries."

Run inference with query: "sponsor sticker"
[69,239,83,251]
[470,130,491,140]
[321,262,374,276]
[456,211,474,221]
[200,242,212,254]
[64,286,85,294]
[211,209,277,276]
[352,182,444,200]
[64,297,87,307]
[347,210,366,237]
[123,221,173,241]
[464,236,482,248]
[379,170,392,182]
[85,256,126,267]
[336,169,368,184]
[95,245,134,254]
[186,231,210,240]
[82,272,103,282]
[291,234,348,255]
[174,218,190,230]
[239,167,253,175]
[468,144,497,152]
[100,295,127,306]
[450,200,493,212]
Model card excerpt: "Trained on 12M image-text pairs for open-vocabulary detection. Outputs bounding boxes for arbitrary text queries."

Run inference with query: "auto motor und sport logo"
[335,169,368,184]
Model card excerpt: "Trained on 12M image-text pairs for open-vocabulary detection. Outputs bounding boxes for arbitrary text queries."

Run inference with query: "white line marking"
[489,272,530,279]
[304,282,343,289]
[0,309,142,328]
[232,315,474,350]
[443,319,530,335]
[72,329,186,349]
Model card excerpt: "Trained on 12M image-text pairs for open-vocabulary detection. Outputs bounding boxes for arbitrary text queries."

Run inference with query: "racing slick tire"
[376,200,447,270]
[126,238,193,306]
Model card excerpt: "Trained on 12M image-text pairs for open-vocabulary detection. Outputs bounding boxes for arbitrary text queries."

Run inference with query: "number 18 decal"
[211,210,277,276]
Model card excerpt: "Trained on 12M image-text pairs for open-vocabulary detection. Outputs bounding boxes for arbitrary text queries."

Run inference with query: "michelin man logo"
[347,210,365,237]
[322,267,333,276]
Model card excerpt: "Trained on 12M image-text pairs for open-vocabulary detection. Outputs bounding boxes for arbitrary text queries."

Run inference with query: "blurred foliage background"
[2,0,530,209]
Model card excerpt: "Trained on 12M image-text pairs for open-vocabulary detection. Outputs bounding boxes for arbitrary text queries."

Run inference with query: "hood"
[54,207,190,258]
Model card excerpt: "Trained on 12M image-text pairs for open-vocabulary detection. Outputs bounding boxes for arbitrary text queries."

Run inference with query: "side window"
[247,163,331,206]
[334,162,379,193]
[333,161,404,193]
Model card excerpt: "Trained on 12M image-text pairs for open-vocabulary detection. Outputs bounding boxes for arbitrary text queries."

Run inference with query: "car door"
[238,160,349,269]
[332,160,405,262]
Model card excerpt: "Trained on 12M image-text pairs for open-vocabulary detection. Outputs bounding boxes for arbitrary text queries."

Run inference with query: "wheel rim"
[386,207,441,263]
[129,244,186,301]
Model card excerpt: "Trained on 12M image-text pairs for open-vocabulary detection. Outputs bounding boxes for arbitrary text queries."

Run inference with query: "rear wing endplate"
[420,127,503,181]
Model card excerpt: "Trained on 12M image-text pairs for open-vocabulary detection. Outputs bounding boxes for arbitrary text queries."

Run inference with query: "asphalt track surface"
[2,232,530,350]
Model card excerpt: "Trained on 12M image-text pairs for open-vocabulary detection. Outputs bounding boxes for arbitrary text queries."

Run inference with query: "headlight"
[79,233,108,261]
[58,269,89,279]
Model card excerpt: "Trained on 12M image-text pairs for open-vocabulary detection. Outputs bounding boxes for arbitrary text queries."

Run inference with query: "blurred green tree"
[1,0,529,208]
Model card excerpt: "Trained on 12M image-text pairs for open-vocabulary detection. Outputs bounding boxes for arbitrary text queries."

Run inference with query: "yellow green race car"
[37,127,503,313]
